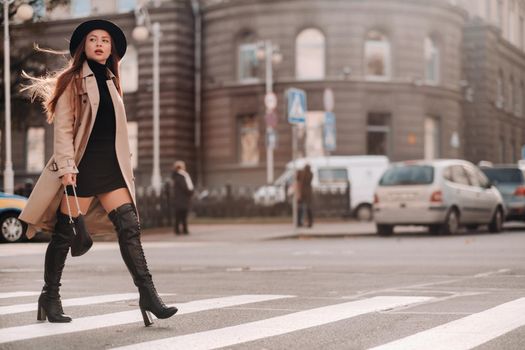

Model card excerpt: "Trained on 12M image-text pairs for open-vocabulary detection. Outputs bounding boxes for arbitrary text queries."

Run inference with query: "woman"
[171,161,194,234]
[20,19,177,326]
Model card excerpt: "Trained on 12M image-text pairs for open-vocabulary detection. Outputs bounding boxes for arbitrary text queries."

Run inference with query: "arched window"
[496,70,504,109]
[120,45,138,93]
[365,30,391,80]
[424,37,440,84]
[237,31,259,83]
[295,28,325,80]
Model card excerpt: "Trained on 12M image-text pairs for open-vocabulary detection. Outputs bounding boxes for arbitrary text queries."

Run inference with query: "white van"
[253,155,389,220]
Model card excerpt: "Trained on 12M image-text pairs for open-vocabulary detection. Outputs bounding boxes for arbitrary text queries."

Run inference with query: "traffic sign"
[264,92,277,110]
[287,88,307,124]
[323,88,334,112]
[265,110,278,128]
[323,112,336,151]
[266,128,278,149]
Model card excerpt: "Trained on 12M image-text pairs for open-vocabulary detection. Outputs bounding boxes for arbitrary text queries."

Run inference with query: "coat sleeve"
[53,86,79,177]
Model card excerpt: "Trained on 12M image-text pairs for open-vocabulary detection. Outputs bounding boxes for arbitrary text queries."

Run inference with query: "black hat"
[69,19,127,58]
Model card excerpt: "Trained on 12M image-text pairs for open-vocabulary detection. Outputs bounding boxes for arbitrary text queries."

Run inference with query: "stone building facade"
[3,0,525,191]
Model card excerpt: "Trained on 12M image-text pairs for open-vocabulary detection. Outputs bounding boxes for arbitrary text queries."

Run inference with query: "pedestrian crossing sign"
[287,88,307,124]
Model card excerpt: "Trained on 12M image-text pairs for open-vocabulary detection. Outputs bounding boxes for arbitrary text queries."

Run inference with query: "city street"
[0,221,524,349]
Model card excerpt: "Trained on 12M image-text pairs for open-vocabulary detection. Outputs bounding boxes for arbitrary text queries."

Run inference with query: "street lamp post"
[133,6,162,195]
[2,1,33,194]
[257,40,282,184]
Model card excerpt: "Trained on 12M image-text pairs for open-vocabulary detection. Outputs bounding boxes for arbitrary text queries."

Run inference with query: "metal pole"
[292,125,298,229]
[151,22,161,194]
[3,0,14,194]
[265,40,274,184]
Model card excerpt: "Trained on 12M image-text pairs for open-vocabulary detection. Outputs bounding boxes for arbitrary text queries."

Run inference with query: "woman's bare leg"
[97,187,133,213]
[59,194,93,216]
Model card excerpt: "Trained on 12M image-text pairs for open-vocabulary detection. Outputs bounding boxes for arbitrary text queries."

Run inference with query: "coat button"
[83,99,87,104]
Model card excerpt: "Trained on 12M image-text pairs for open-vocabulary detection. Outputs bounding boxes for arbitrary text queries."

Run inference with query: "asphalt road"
[1,223,524,349]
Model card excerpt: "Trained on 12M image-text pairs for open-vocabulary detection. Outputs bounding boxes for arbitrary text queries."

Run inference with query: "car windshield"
[274,170,294,186]
[379,165,434,186]
[481,168,524,184]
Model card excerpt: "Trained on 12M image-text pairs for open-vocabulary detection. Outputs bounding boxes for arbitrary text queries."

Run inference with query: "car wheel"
[355,204,373,221]
[0,213,26,243]
[488,208,503,233]
[376,224,394,236]
[441,209,460,235]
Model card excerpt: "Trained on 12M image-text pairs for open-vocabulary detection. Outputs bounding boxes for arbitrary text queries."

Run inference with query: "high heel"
[109,203,178,327]
[140,307,154,327]
[37,292,72,323]
[36,212,74,323]
[37,304,46,321]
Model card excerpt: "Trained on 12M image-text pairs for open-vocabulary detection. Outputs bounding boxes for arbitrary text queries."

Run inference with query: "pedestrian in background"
[296,164,314,227]
[19,19,176,326]
[172,160,194,235]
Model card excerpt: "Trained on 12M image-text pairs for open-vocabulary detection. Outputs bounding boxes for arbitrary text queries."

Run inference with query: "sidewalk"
[135,220,379,242]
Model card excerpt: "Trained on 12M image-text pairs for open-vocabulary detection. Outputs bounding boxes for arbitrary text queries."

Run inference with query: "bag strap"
[63,185,83,224]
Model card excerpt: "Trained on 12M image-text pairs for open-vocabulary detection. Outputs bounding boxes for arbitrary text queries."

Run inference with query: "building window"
[295,28,325,80]
[26,127,45,173]
[365,30,391,80]
[238,43,259,83]
[509,77,515,112]
[305,111,325,157]
[424,37,440,84]
[367,113,390,155]
[497,70,504,109]
[424,117,440,160]
[238,114,259,165]
[509,1,515,43]
[118,0,136,12]
[120,45,138,93]
[71,0,91,17]
[127,121,138,169]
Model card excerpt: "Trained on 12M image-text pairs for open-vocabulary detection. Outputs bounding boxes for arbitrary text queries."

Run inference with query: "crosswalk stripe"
[111,296,433,350]
[0,291,40,299]
[368,297,525,350]
[0,293,142,316]
[0,294,293,344]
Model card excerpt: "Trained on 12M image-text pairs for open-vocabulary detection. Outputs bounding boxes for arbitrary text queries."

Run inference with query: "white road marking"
[369,297,525,350]
[111,296,433,350]
[0,291,40,299]
[0,294,293,344]
[0,293,144,315]
[0,242,228,257]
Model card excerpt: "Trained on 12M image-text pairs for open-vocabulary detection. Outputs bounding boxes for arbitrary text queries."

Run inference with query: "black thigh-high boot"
[37,212,73,323]
[108,203,177,326]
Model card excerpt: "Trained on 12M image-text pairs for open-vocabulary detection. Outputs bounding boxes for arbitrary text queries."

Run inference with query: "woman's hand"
[61,173,77,187]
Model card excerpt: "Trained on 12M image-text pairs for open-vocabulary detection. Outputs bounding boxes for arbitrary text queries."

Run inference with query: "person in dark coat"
[297,164,314,227]
[172,161,194,234]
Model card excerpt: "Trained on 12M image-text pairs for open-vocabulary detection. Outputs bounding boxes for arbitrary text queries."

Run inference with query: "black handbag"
[63,185,93,257]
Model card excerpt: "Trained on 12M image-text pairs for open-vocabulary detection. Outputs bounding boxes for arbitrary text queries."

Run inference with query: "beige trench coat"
[19,61,136,239]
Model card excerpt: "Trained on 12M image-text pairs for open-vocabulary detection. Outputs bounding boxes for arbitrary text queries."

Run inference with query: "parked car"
[0,192,28,243]
[480,165,525,221]
[374,159,505,235]
[253,155,389,220]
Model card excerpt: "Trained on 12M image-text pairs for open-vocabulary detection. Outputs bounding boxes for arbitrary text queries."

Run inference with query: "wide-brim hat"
[69,19,127,58]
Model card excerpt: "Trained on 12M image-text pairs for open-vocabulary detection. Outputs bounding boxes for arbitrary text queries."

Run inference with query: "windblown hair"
[21,36,122,124]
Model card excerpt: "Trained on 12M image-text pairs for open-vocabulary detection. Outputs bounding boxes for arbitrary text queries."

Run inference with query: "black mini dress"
[67,59,127,197]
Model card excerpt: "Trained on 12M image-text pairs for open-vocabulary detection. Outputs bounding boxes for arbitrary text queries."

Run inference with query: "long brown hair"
[22,34,122,124]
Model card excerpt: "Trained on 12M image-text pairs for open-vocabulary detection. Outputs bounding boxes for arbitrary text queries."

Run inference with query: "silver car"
[374,159,505,235]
